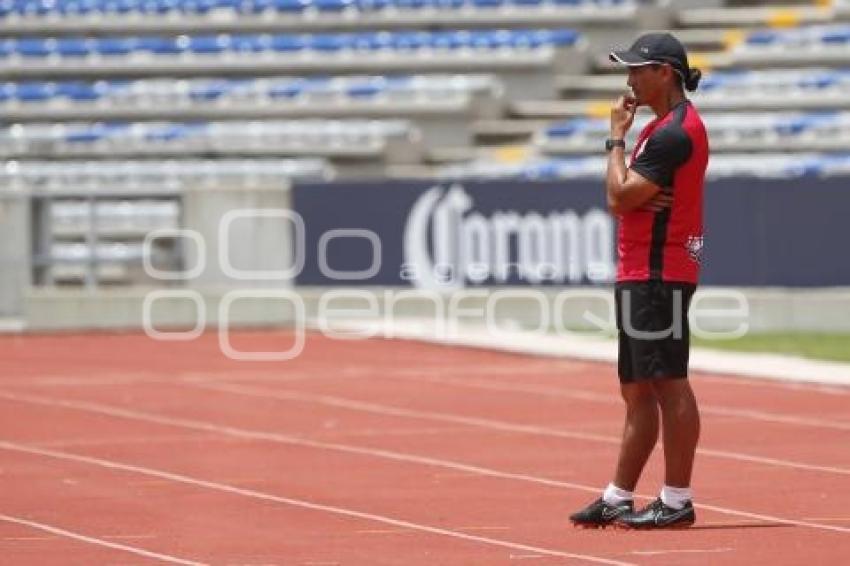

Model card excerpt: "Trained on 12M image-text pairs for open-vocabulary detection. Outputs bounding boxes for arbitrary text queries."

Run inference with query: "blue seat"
[0,83,13,102]
[54,81,102,101]
[178,0,215,13]
[94,37,134,56]
[238,0,276,13]
[472,31,505,49]
[775,112,837,135]
[141,0,180,14]
[427,31,461,49]
[820,26,850,44]
[188,35,229,53]
[136,36,183,54]
[547,29,580,47]
[746,30,780,45]
[99,0,138,14]
[0,40,13,58]
[310,33,348,51]
[189,80,233,100]
[546,121,580,138]
[65,125,103,143]
[57,1,99,16]
[56,38,91,57]
[15,38,53,58]
[268,80,304,98]
[699,69,746,89]
[15,82,54,102]
[346,80,384,97]
[145,123,196,141]
[315,0,352,11]
[230,34,269,52]
[273,0,308,11]
[14,1,52,15]
[350,32,385,50]
[270,34,306,51]
[472,0,503,7]
[354,0,391,9]
[390,0,427,8]
[800,72,839,89]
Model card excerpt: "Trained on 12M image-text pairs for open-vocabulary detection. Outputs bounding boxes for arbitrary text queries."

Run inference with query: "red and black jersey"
[618,100,709,284]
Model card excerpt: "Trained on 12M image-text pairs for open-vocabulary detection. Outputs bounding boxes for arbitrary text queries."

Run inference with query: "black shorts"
[615,280,697,384]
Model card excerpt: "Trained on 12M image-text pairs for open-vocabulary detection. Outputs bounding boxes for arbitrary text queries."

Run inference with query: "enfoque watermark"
[140,208,749,361]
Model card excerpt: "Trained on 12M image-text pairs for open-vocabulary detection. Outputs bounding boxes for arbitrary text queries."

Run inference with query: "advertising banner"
[294,177,850,287]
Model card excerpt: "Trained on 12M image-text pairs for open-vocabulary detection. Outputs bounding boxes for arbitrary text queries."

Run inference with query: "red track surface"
[1,331,848,565]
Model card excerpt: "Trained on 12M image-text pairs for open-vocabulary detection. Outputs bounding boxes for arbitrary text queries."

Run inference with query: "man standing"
[569,32,708,529]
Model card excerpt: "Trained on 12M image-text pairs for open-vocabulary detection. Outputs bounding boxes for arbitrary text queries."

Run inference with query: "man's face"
[627,64,666,105]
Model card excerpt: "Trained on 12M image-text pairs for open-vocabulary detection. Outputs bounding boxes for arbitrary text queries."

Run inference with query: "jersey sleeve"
[630,125,693,189]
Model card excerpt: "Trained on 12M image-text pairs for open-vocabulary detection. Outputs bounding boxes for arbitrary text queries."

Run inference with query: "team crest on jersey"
[686,235,704,264]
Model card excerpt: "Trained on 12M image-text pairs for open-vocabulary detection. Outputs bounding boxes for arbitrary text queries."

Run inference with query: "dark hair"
[684,68,702,92]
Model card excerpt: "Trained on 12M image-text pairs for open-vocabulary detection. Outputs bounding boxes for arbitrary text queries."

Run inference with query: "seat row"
[0,119,419,160]
[544,111,850,144]
[0,0,628,17]
[1,158,334,186]
[0,74,499,103]
[0,29,579,58]
[437,153,850,181]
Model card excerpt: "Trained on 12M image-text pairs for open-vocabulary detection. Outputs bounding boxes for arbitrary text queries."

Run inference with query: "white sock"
[602,482,633,506]
[660,485,692,510]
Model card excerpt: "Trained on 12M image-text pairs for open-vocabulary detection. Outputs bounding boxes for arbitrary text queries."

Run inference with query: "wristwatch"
[605,138,626,151]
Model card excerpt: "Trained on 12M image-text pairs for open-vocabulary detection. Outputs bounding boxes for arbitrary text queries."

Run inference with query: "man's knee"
[620,382,657,407]
[650,378,695,403]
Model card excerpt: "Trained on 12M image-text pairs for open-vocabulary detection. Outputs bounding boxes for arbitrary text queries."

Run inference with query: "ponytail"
[684,68,702,92]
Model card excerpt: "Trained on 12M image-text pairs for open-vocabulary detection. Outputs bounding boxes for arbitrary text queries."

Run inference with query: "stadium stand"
[0,29,586,100]
[0,158,333,191]
[0,0,655,35]
[539,111,850,154]
[1,120,422,177]
[432,152,850,181]
[0,75,504,148]
[4,0,850,286]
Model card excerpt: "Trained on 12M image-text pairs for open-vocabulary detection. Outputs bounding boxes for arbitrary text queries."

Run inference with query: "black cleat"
[570,497,634,528]
[616,498,696,529]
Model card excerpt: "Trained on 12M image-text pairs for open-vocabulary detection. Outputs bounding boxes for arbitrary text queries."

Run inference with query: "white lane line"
[0,389,848,535]
[0,514,206,565]
[455,526,511,532]
[313,426,472,439]
[36,434,215,449]
[190,381,850,477]
[0,371,332,389]
[631,548,733,556]
[0,441,634,566]
[11,365,848,430]
[378,371,850,432]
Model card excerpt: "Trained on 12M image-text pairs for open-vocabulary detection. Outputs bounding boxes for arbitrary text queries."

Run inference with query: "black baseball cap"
[609,32,690,80]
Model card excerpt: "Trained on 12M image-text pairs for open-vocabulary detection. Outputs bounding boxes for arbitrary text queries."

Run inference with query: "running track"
[0,331,848,565]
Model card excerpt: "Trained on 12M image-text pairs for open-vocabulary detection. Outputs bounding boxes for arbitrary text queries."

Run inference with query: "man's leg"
[569,380,658,527]
[613,381,659,491]
[652,377,700,488]
[615,377,699,529]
